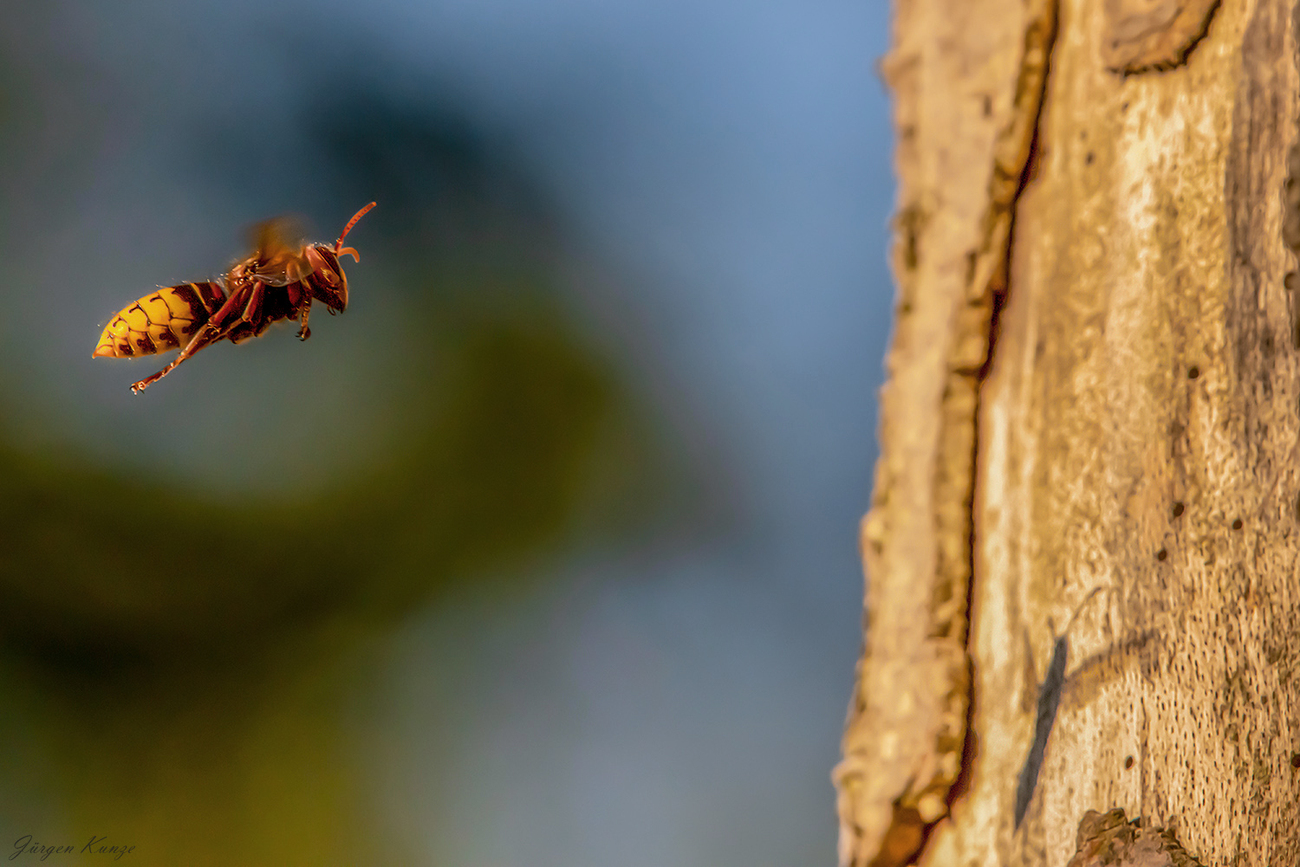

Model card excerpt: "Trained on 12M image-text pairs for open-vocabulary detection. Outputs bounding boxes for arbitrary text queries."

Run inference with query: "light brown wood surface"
[837,0,1300,864]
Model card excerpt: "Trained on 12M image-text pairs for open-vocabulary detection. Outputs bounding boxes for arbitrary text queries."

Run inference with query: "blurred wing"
[247,215,303,256]
[238,216,311,286]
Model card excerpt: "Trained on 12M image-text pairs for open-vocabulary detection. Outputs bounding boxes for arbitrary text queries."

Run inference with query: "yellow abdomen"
[93,282,225,358]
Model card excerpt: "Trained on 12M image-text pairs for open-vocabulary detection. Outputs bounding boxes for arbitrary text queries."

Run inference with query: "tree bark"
[836,1,1299,865]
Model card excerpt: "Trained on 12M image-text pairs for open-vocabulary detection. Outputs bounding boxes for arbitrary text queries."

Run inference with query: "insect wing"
[233,216,311,287]
[93,281,226,358]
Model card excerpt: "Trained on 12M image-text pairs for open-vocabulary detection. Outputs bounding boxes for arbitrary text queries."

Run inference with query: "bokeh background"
[0,1,892,864]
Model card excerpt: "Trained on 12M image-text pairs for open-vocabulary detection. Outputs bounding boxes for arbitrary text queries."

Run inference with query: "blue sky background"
[0,1,894,864]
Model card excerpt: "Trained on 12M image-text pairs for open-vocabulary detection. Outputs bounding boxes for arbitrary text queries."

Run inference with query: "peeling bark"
[1064,809,1205,867]
[834,1,1057,864]
[1102,0,1221,73]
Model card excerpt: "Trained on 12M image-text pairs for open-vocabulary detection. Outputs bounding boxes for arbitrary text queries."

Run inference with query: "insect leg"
[238,279,266,323]
[130,319,225,393]
[130,283,262,393]
[297,294,313,340]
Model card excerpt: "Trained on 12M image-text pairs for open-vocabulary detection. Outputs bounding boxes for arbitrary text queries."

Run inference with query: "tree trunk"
[835,1,1300,865]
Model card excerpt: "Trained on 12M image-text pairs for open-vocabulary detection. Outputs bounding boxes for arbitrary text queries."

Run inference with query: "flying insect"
[94,202,376,393]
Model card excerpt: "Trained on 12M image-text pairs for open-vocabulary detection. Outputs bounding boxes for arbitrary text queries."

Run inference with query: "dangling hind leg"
[297,298,313,340]
[131,283,264,393]
[131,320,222,393]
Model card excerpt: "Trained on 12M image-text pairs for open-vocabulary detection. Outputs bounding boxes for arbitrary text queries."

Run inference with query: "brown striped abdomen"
[93,282,226,358]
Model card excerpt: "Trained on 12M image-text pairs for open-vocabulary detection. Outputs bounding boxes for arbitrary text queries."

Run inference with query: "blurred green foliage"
[1,268,659,867]
[3,291,632,660]
[0,56,680,864]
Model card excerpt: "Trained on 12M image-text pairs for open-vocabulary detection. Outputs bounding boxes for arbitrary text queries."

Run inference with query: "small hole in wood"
[1124,756,1134,769]
[1187,366,1200,379]
[1232,518,1243,530]
[1156,548,1168,561]
[1172,502,1184,518]
[1291,753,1300,769]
